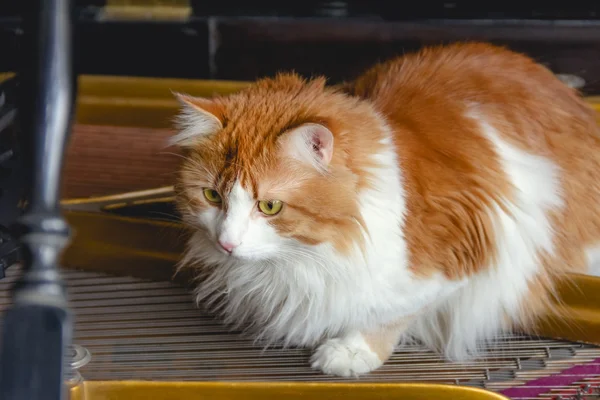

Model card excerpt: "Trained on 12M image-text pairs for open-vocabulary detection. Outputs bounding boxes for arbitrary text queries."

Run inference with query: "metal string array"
[1,265,599,399]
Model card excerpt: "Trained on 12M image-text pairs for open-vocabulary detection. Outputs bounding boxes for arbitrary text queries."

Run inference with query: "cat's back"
[350,42,595,131]
[348,42,600,192]
[349,42,520,98]
[347,42,600,280]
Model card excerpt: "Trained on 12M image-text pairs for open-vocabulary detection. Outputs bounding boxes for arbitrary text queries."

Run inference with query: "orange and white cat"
[171,42,600,377]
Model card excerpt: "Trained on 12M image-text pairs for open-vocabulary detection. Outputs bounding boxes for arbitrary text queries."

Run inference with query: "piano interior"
[2,2,600,399]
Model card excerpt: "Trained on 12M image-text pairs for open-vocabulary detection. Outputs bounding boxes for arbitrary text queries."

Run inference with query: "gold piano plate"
[68,381,509,400]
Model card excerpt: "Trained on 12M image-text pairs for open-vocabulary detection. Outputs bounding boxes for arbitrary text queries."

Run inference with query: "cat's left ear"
[280,123,334,173]
[169,92,224,147]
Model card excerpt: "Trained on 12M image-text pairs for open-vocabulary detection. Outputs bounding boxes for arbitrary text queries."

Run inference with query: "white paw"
[310,335,383,377]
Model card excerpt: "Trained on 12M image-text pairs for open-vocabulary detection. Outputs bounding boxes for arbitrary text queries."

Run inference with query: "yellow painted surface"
[62,210,184,282]
[535,273,600,346]
[103,0,192,21]
[69,381,509,400]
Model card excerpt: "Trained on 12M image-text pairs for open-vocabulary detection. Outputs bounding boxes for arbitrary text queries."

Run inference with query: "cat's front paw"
[310,334,383,377]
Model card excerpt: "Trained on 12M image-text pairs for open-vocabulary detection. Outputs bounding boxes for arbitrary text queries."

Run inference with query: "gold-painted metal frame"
[0,72,249,129]
[102,0,192,21]
[69,381,510,400]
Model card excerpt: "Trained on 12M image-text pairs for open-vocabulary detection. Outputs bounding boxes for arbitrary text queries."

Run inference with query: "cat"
[170,42,600,377]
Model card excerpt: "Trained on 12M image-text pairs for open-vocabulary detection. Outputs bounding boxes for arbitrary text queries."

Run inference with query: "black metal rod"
[0,1,75,400]
[24,3,74,211]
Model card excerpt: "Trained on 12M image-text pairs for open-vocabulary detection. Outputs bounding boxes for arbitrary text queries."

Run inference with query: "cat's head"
[171,74,383,264]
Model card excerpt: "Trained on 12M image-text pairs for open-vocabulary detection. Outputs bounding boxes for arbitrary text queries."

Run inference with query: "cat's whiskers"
[158,151,187,160]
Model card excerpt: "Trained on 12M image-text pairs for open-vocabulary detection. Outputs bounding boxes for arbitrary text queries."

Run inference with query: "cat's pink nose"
[218,240,236,253]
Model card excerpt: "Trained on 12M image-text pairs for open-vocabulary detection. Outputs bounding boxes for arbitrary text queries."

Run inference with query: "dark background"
[1,1,600,93]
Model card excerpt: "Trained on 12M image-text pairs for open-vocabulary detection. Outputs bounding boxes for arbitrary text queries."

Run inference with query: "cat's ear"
[281,123,334,173]
[169,92,224,147]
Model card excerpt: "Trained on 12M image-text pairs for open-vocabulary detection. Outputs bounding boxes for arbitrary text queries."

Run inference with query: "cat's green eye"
[203,188,222,204]
[258,200,283,216]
